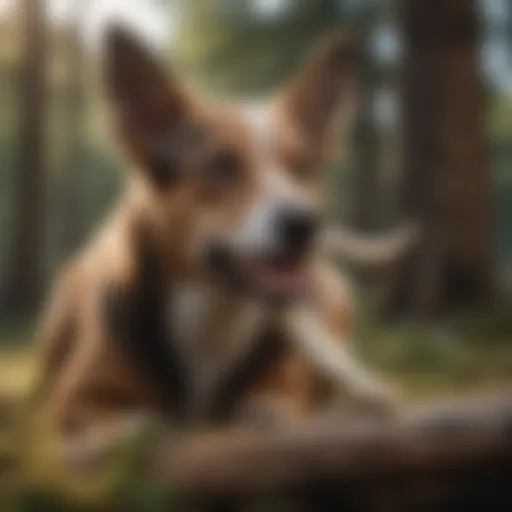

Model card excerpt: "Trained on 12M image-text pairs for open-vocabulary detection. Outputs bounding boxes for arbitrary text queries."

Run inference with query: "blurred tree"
[2,0,47,316]
[175,0,342,95]
[380,0,494,319]
[350,3,380,231]
[57,1,87,258]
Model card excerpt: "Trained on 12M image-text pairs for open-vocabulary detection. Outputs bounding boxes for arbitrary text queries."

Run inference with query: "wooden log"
[150,391,512,497]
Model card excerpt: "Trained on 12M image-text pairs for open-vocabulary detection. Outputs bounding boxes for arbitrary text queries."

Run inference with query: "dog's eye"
[147,153,179,188]
[207,150,242,184]
[200,150,243,200]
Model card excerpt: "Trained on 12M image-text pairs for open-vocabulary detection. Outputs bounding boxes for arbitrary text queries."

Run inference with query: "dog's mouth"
[205,243,312,304]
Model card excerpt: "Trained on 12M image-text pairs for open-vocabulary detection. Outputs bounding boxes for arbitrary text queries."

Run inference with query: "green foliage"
[2,380,178,511]
[175,0,341,95]
[353,297,512,397]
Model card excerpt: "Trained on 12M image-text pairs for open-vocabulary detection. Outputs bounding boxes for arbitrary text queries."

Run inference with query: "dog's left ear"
[280,29,359,152]
[102,24,194,186]
[103,24,189,134]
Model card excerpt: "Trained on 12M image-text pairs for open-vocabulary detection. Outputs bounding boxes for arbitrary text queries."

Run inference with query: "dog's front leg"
[285,309,401,419]
[227,346,314,429]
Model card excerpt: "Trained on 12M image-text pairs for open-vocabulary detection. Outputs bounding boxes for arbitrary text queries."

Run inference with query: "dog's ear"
[103,25,191,186]
[280,29,359,153]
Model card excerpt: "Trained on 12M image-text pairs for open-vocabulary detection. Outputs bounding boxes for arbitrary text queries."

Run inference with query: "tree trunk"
[2,0,47,317]
[351,9,380,232]
[58,8,86,259]
[380,0,494,319]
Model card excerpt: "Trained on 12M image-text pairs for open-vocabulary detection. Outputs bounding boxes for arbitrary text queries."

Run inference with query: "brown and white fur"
[33,26,402,459]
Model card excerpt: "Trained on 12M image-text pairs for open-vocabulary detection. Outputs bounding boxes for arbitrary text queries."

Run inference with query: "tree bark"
[380,0,494,319]
[351,8,380,231]
[2,0,47,316]
[58,6,87,259]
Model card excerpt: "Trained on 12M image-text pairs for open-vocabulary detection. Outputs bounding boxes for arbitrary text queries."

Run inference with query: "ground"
[1,302,512,509]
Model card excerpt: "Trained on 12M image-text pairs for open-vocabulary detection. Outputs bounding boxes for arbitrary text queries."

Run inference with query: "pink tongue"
[260,267,307,295]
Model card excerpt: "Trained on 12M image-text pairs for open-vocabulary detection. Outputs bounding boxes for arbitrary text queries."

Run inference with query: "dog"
[32,25,409,463]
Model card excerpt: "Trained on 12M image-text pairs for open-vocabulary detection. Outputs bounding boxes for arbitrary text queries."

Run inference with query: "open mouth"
[205,244,312,303]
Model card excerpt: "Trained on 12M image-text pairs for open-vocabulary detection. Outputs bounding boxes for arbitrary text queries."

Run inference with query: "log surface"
[150,391,512,496]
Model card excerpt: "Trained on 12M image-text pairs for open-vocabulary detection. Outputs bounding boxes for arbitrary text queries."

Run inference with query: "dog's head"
[104,26,358,304]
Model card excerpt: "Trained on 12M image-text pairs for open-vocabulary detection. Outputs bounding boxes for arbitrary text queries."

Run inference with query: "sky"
[54,0,176,49]
[481,0,512,94]
[251,0,290,19]
[0,0,175,49]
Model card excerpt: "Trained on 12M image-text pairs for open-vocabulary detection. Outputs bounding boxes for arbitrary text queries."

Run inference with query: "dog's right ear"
[279,29,359,161]
[103,24,191,185]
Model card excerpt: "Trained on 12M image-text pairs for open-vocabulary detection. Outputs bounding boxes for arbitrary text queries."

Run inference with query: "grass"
[354,299,512,398]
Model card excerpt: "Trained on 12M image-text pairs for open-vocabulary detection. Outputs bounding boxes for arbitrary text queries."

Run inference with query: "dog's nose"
[277,208,319,255]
